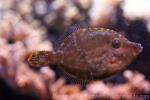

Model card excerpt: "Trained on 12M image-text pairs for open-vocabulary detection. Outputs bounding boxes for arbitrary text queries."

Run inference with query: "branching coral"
[86,70,150,100]
[0,0,150,100]
[0,13,54,99]
[47,70,150,100]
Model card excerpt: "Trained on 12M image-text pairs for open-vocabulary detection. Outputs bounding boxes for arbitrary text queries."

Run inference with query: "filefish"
[28,28,143,81]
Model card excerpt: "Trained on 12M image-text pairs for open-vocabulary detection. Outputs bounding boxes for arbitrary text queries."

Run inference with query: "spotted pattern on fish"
[28,28,143,81]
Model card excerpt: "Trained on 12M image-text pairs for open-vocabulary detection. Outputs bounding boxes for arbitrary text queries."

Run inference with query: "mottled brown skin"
[28,28,143,81]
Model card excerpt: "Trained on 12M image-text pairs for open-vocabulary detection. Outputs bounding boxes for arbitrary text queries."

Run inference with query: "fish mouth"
[133,43,143,53]
[129,42,143,56]
[136,43,143,53]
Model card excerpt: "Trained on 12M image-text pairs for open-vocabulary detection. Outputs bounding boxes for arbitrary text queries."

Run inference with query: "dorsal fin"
[56,21,90,49]
[64,21,89,37]
[61,27,117,43]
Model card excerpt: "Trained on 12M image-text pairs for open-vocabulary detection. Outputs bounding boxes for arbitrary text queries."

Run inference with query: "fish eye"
[112,38,120,48]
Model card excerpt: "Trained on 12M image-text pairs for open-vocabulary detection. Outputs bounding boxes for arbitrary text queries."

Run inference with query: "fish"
[28,27,143,81]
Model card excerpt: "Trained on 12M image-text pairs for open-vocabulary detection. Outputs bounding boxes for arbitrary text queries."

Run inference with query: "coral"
[86,70,150,100]
[49,70,150,100]
[0,0,150,100]
[0,13,54,99]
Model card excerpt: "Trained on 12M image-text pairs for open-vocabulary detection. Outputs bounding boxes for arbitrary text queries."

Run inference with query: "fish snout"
[130,42,143,56]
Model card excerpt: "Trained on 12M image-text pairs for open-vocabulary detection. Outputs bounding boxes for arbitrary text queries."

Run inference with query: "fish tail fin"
[28,51,57,67]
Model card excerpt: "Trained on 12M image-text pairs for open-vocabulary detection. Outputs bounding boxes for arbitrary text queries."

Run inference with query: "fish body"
[28,28,143,80]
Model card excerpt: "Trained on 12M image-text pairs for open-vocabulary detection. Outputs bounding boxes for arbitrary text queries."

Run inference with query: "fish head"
[100,31,143,75]
[73,28,143,79]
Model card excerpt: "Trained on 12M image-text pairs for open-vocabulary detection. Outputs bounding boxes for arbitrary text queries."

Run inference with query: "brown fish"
[28,28,143,81]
